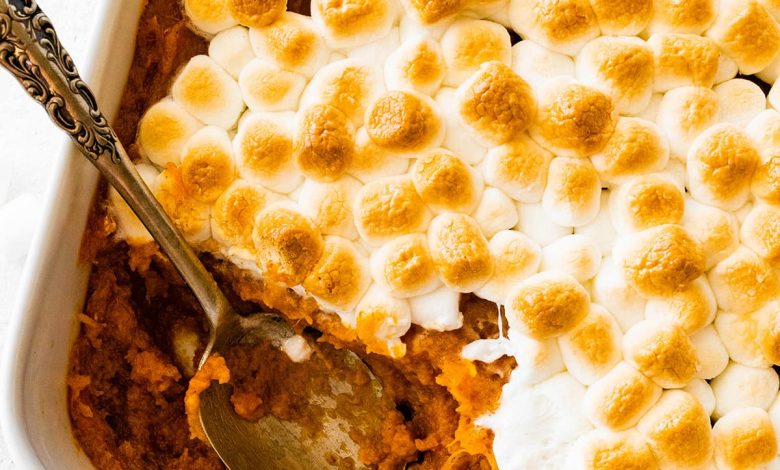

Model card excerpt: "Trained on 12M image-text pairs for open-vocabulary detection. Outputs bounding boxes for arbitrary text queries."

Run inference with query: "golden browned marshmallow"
[472,188,518,238]
[385,37,446,97]
[184,0,237,35]
[238,59,306,113]
[509,0,600,56]
[137,98,202,167]
[644,277,717,334]
[541,234,602,282]
[297,176,363,240]
[612,224,705,298]
[741,204,780,266]
[707,0,780,74]
[636,390,714,469]
[353,176,431,245]
[587,0,652,35]
[233,113,301,194]
[455,61,537,146]
[365,90,445,155]
[687,124,760,211]
[310,0,399,49]
[576,36,654,115]
[647,33,720,92]
[506,271,590,339]
[252,201,324,286]
[248,12,331,78]
[179,126,236,204]
[483,134,553,203]
[583,362,662,430]
[154,166,212,244]
[542,157,602,227]
[590,118,669,186]
[656,86,719,160]
[681,197,740,269]
[303,236,371,312]
[370,233,441,298]
[558,304,622,385]
[758,302,780,365]
[593,257,648,332]
[623,319,700,388]
[569,429,659,470]
[708,246,780,314]
[713,408,778,470]
[715,311,772,368]
[171,55,244,129]
[530,78,618,158]
[399,0,466,25]
[645,0,717,34]
[761,0,780,21]
[411,149,483,214]
[227,0,285,28]
[609,173,684,234]
[348,128,409,183]
[440,19,511,86]
[293,104,356,182]
[211,180,274,252]
[476,230,542,303]
[355,284,412,358]
[752,153,780,205]
[427,213,494,292]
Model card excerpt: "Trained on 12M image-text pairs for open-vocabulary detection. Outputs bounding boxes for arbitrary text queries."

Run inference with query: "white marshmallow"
[434,87,488,165]
[746,109,780,155]
[592,257,647,332]
[684,378,716,417]
[558,304,622,385]
[510,40,575,91]
[690,325,731,380]
[714,78,767,126]
[710,362,780,418]
[770,80,780,111]
[515,202,574,247]
[636,93,663,121]
[769,392,780,452]
[238,59,306,113]
[715,311,772,367]
[682,197,741,269]
[715,53,740,85]
[208,26,256,79]
[476,230,543,304]
[408,285,463,331]
[541,235,602,283]
[347,27,402,67]
[473,188,519,239]
[507,331,567,385]
[574,192,617,256]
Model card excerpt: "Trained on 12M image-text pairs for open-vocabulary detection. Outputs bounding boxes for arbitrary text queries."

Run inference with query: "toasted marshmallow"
[183,0,237,35]
[408,285,462,330]
[348,127,409,183]
[384,36,446,96]
[411,149,484,214]
[476,230,542,303]
[510,40,575,91]
[623,319,700,388]
[715,79,767,126]
[399,0,465,25]
[716,54,740,85]
[293,104,355,182]
[303,236,371,312]
[576,37,655,115]
[568,429,658,470]
[609,174,684,234]
[758,302,780,364]
[716,310,773,368]
[583,362,662,430]
[208,26,255,79]
[137,98,202,168]
[588,0,652,35]
[109,164,159,245]
[644,0,717,35]
[353,176,431,246]
[211,180,274,253]
[300,59,385,127]
[741,204,780,265]
[753,153,780,205]
[365,90,445,155]
[249,12,331,78]
[530,78,618,158]
[433,87,489,165]
[684,378,716,417]
[714,408,778,470]
[516,202,574,246]
[509,0,600,56]
[593,257,647,331]
[541,235,602,282]
[154,166,211,244]
[238,59,306,113]
[711,363,780,418]
[506,271,590,339]
[613,224,705,298]
[747,110,780,156]
[575,191,618,255]
[707,0,780,74]
[178,126,236,204]
[682,197,740,269]
[355,284,412,358]
[227,0,285,28]
[647,33,720,92]
[759,52,780,85]
[591,118,669,186]
[440,19,511,87]
[542,158,602,227]
[473,188,519,239]
[428,213,494,292]
[310,0,398,49]
[346,27,401,65]
[687,124,760,211]
[483,134,553,203]
[690,325,730,379]
[171,55,244,129]
[233,113,301,194]
[558,304,622,385]
[297,176,362,239]
[636,390,714,469]
[637,92,663,121]
[656,86,719,160]
[645,277,717,334]
[370,233,441,298]
[708,246,780,314]
[455,62,536,146]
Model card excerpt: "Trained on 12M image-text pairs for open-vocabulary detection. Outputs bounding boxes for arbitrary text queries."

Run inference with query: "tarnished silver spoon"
[0,1,391,468]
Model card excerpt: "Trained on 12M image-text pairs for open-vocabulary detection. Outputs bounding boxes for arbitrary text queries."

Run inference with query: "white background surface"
[0,1,97,467]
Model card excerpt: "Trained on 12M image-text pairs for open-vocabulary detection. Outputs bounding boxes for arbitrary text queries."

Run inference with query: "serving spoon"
[0,1,393,468]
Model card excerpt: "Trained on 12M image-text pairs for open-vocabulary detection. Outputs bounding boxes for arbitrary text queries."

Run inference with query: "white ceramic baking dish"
[0,1,144,468]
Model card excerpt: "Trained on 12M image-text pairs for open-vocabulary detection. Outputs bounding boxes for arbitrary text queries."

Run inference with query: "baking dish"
[0,1,143,467]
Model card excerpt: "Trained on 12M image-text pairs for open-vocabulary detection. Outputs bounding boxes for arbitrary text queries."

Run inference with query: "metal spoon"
[0,2,391,468]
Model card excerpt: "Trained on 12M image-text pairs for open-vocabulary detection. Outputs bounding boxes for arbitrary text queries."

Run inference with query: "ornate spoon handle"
[0,0,230,329]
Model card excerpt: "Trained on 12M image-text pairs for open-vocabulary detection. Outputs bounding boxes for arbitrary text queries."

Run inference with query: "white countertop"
[0,1,98,467]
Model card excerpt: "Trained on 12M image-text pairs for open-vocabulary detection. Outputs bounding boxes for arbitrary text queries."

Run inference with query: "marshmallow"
[746,109,780,156]
[715,54,740,85]
[541,235,602,282]
[178,126,236,204]
[355,284,412,358]
[137,98,202,168]
[226,0,285,29]
[592,257,647,332]
[510,40,575,91]
[411,149,484,214]
[684,379,716,417]
[609,173,684,234]
[558,304,622,385]
[713,408,778,470]
[741,204,780,265]
[681,197,740,269]
[171,55,244,129]
[714,78,767,126]
[370,233,441,298]
[707,0,780,75]
[427,212,494,292]
[645,277,717,334]
[310,0,399,49]
[249,12,331,78]
[583,362,662,430]
[759,51,780,85]
[647,33,720,92]
[542,157,602,227]
[623,319,700,388]
[769,393,780,451]
[568,429,658,470]
[509,0,600,55]
[591,118,669,186]
[303,236,372,312]
[347,27,401,67]
[433,87,488,165]
[408,285,463,331]
[708,246,780,314]
[208,26,255,79]
[440,19,512,86]
[211,180,274,254]
[348,127,409,183]
[297,176,363,240]
[505,332,567,384]
[238,59,306,113]
[711,362,780,418]
[636,92,663,121]
[575,191,617,255]
[758,302,780,364]
[690,325,730,379]
[293,104,356,182]
[762,0,780,22]
[109,164,158,246]
[476,230,542,303]
[154,167,211,244]
[656,86,719,160]
[473,188,519,239]
[715,311,772,367]
[483,134,553,203]
[515,202,574,246]
[365,90,445,156]
[645,0,717,34]
[588,0,652,35]
[770,81,780,110]
[384,36,446,96]
[353,176,431,246]
[399,0,465,25]
[753,153,780,205]
[183,0,237,35]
